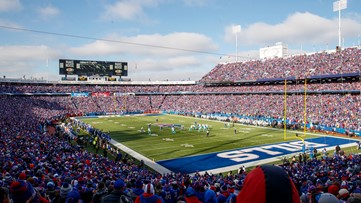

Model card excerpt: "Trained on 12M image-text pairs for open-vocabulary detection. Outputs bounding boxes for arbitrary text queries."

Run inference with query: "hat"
[318,193,339,203]
[328,184,339,196]
[47,181,55,189]
[114,179,125,189]
[10,181,27,194]
[185,187,196,197]
[236,165,300,203]
[60,182,72,197]
[18,173,26,180]
[339,188,349,198]
[10,181,36,203]
[144,183,155,194]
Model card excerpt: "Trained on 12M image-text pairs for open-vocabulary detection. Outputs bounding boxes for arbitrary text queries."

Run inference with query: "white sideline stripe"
[109,139,172,174]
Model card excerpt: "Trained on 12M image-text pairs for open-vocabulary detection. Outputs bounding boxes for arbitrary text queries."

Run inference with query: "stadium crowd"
[1,79,360,94]
[0,92,359,132]
[1,97,361,203]
[0,47,360,203]
[200,47,361,82]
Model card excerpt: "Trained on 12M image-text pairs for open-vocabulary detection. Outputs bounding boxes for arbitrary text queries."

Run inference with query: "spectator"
[81,180,95,203]
[236,165,300,203]
[0,187,10,203]
[135,183,162,203]
[317,193,339,203]
[60,182,73,200]
[184,187,202,203]
[66,189,82,203]
[93,181,108,203]
[101,179,133,203]
[203,183,217,203]
[10,180,38,203]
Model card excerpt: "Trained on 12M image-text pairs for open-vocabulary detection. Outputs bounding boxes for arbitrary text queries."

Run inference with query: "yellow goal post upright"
[283,76,305,143]
[300,69,316,138]
[113,92,135,112]
[303,76,308,137]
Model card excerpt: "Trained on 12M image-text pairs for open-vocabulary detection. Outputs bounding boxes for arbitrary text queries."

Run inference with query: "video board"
[59,59,128,76]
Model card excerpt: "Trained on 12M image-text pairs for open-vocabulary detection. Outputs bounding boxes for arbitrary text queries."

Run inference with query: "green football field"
[79,114,319,162]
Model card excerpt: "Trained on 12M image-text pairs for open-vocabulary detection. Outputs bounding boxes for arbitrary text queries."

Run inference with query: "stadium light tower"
[232,25,241,62]
[333,0,347,48]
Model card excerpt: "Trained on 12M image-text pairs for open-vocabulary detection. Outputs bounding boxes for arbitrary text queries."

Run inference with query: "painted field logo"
[157,136,352,174]
[217,141,327,162]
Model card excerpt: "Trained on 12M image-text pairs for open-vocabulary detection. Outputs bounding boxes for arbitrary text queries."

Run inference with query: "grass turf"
[79,114,321,162]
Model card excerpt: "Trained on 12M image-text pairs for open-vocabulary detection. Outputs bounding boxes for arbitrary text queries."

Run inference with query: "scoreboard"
[59,59,128,76]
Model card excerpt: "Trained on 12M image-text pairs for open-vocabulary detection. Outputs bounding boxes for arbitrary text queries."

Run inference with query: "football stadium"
[1,1,361,203]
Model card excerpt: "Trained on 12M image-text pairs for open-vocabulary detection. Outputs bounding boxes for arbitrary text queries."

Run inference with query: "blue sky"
[0,0,360,81]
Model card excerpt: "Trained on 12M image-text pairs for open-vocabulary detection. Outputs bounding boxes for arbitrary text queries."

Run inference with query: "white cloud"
[132,56,200,72]
[0,31,219,81]
[67,32,218,81]
[102,0,160,22]
[182,0,208,7]
[0,0,22,12]
[38,5,60,19]
[224,12,361,48]
[0,45,59,76]
[129,56,206,81]
[69,32,218,57]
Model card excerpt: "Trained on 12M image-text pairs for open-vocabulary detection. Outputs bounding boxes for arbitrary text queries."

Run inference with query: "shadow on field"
[154,149,180,159]
[108,130,152,142]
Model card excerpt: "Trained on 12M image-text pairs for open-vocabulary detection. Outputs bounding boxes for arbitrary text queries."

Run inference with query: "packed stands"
[0,47,360,202]
[200,47,361,82]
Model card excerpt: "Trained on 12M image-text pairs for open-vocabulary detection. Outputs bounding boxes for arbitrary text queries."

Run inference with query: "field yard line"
[108,139,172,174]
